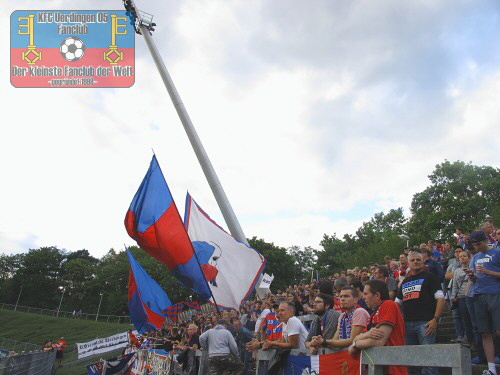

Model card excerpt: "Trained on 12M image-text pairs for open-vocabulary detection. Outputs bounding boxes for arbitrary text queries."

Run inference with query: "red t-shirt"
[369,300,407,375]
[55,340,66,351]
[263,312,282,341]
[334,297,343,312]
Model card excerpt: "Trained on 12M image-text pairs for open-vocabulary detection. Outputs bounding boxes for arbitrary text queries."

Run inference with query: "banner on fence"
[128,349,148,375]
[147,349,172,375]
[77,331,137,359]
[285,350,360,375]
[86,352,136,375]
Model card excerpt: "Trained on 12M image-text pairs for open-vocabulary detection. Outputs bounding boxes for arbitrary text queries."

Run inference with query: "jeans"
[466,296,486,362]
[447,290,464,338]
[457,297,473,344]
[405,321,438,375]
[239,349,251,375]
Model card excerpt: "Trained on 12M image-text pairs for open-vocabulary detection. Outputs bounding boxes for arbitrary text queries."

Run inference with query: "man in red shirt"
[54,337,66,367]
[348,279,407,375]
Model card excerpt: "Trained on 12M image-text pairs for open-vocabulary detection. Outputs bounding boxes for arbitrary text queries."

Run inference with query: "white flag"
[185,194,266,309]
[259,273,274,289]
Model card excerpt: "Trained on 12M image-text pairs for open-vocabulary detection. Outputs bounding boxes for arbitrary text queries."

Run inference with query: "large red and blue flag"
[127,249,171,334]
[125,155,211,300]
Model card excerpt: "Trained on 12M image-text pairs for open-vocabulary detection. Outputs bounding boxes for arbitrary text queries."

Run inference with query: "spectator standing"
[480,222,496,247]
[348,280,407,375]
[396,251,445,375]
[469,231,500,375]
[374,266,398,300]
[261,302,308,350]
[260,304,282,342]
[199,319,243,375]
[177,324,200,375]
[349,279,370,312]
[41,340,53,352]
[422,249,445,283]
[451,251,473,346]
[465,237,487,365]
[445,246,465,342]
[54,337,66,367]
[493,228,500,249]
[254,301,271,338]
[231,319,253,375]
[398,254,409,283]
[128,329,139,349]
[305,293,340,353]
[455,228,466,249]
[287,292,304,316]
[311,286,369,350]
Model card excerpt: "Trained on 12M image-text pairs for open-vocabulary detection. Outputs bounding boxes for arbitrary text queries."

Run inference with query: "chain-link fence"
[0,350,55,375]
[0,338,39,354]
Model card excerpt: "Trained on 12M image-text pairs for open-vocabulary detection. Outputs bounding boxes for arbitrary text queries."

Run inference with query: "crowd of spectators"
[128,219,500,375]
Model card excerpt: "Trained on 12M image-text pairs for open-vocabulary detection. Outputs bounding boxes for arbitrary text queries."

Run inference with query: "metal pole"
[57,288,65,317]
[14,286,22,311]
[139,24,248,245]
[96,293,104,322]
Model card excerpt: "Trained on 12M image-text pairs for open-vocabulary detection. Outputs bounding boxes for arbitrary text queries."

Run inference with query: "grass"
[0,309,133,375]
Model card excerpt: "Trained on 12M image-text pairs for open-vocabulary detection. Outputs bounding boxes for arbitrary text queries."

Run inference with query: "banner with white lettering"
[11,10,135,88]
[77,331,137,359]
[259,273,274,289]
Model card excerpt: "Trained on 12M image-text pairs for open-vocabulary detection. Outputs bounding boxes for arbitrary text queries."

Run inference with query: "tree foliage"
[317,208,407,273]
[248,237,296,291]
[408,160,500,243]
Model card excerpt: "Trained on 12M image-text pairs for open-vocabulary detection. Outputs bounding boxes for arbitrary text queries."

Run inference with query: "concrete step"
[438,327,458,336]
[472,364,500,375]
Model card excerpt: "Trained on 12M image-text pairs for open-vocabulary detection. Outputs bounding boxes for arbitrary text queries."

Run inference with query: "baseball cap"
[469,230,487,243]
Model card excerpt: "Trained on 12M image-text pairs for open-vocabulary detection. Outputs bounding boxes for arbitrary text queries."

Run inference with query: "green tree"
[317,233,353,275]
[248,237,295,291]
[288,246,318,284]
[317,208,407,273]
[408,160,500,243]
[12,247,64,309]
[0,253,24,303]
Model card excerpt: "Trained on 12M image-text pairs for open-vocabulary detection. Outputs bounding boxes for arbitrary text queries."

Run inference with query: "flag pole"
[123,1,248,246]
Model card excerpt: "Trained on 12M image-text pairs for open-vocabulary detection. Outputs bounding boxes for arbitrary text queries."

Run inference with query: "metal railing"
[0,337,39,353]
[0,350,56,375]
[360,344,471,375]
[254,344,471,375]
[0,303,131,324]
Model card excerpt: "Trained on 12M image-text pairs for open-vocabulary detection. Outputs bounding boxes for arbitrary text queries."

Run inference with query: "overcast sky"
[1,0,499,258]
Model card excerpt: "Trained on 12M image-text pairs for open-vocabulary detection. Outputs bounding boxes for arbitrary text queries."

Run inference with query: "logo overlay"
[11,10,135,88]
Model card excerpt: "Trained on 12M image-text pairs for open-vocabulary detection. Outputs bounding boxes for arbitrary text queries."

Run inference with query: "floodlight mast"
[123,0,249,246]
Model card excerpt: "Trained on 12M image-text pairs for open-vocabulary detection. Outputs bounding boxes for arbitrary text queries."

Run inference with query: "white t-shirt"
[283,316,308,349]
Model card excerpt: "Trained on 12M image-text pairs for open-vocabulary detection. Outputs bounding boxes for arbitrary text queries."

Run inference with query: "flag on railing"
[86,352,136,375]
[127,249,172,333]
[285,350,360,375]
[125,155,211,300]
[184,194,266,309]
